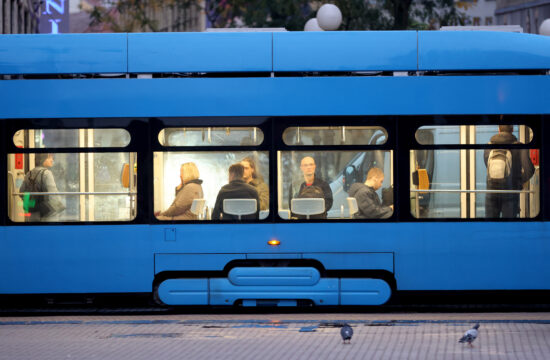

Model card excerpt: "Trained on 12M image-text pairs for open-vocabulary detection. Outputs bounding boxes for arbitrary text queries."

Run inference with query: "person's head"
[300,156,316,178]
[366,167,385,190]
[499,125,513,134]
[35,153,53,168]
[241,157,258,183]
[180,162,199,184]
[228,163,244,182]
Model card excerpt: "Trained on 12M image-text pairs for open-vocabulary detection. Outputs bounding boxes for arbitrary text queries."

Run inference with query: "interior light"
[268,239,280,246]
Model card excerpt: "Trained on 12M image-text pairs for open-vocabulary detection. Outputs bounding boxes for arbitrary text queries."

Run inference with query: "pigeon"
[340,323,353,344]
[458,323,480,347]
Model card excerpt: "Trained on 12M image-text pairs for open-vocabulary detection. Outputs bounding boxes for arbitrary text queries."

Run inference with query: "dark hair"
[241,157,259,179]
[35,153,52,167]
[228,163,244,179]
[499,125,513,133]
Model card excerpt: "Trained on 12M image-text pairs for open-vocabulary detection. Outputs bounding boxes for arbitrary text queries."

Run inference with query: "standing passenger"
[241,157,269,211]
[20,153,65,222]
[155,162,204,220]
[212,163,260,220]
[484,125,534,218]
[348,167,393,219]
[297,156,333,218]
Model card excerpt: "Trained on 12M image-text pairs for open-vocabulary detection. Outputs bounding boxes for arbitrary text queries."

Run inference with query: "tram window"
[7,152,137,222]
[154,151,269,220]
[410,148,539,219]
[277,150,393,220]
[415,125,533,145]
[13,129,131,148]
[282,126,387,146]
[158,127,264,147]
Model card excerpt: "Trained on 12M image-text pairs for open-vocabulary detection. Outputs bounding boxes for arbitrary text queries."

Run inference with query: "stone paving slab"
[1,313,550,360]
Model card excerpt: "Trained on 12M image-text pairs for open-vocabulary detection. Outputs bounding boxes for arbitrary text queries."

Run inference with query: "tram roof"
[0,31,550,75]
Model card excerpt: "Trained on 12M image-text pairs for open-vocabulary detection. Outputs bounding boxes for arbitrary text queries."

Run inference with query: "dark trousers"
[485,192,519,218]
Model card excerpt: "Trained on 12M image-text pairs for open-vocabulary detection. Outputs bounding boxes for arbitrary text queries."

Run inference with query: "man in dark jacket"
[348,167,393,219]
[296,156,333,218]
[212,163,260,220]
[484,125,535,218]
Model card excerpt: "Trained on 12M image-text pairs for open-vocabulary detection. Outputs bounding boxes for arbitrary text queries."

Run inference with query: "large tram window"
[159,127,264,147]
[13,129,130,148]
[277,150,393,220]
[282,126,387,146]
[154,151,269,220]
[7,152,137,222]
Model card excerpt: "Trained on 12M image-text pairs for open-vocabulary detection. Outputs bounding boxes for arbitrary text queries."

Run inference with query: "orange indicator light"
[268,239,280,246]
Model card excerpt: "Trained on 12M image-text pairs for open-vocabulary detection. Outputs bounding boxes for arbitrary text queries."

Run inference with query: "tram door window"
[8,129,136,222]
[412,124,539,219]
[155,126,268,221]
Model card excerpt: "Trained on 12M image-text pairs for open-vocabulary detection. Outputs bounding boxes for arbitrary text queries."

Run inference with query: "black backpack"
[298,185,324,198]
[20,169,45,213]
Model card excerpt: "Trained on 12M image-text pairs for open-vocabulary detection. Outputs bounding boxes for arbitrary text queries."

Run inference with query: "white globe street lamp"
[540,19,550,36]
[304,18,323,31]
[317,4,342,31]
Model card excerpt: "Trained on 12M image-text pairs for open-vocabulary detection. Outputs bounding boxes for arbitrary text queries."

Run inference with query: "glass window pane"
[282,126,387,146]
[154,151,269,221]
[159,127,264,146]
[277,150,393,220]
[410,148,539,219]
[13,129,130,148]
[416,125,533,145]
[8,152,137,222]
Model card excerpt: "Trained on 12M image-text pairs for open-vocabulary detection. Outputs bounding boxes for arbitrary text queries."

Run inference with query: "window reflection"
[282,126,387,146]
[13,129,130,148]
[159,127,264,146]
[415,125,533,145]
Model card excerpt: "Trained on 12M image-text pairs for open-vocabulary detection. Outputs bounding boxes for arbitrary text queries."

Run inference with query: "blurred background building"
[496,0,550,33]
[1,0,40,33]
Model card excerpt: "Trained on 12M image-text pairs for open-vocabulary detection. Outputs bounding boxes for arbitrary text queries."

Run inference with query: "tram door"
[7,129,136,222]
[411,124,539,219]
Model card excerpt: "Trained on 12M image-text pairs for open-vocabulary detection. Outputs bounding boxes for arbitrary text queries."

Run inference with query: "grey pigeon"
[459,323,480,347]
[340,323,353,344]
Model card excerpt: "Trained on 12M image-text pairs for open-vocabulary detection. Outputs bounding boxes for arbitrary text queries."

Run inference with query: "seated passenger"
[155,162,204,220]
[241,156,269,210]
[296,156,333,218]
[348,167,393,219]
[212,163,260,220]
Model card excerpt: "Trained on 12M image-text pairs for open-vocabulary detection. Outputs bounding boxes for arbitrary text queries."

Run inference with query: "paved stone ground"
[1,313,550,360]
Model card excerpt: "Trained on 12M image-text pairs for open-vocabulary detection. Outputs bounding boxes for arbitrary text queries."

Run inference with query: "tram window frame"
[404,115,542,222]
[273,117,397,222]
[151,118,273,224]
[3,118,148,225]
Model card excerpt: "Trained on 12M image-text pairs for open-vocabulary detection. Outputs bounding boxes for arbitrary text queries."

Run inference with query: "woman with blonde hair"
[155,162,204,220]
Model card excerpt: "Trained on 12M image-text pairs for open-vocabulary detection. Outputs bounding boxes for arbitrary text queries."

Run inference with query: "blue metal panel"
[228,267,320,286]
[0,225,152,294]
[158,279,208,305]
[1,76,549,119]
[246,253,302,259]
[303,253,393,272]
[154,253,245,273]
[274,31,417,72]
[128,32,272,73]
[419,31,550,70]
[209,278,339,306]
[340,279,391,305]
[0,34,127,75]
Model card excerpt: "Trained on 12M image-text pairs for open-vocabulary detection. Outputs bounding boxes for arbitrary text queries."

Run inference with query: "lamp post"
[304,3,342,32]
[540,19,550,36]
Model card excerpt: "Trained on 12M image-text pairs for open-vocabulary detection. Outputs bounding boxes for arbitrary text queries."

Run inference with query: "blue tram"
[1,30,549,306]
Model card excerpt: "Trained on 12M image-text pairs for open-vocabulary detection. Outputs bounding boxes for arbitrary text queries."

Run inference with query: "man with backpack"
[296,156,333,219]
[484,125,535,218]
[19,153,64,221]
